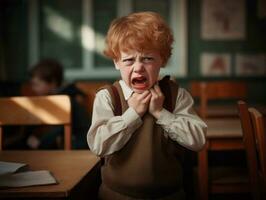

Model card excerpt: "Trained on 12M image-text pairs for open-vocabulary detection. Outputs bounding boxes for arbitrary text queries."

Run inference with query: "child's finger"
[139,90,150,99]
[143,93,152,103]
[154,85,163,96]
[149,88,155,95]
[150,88,158,98]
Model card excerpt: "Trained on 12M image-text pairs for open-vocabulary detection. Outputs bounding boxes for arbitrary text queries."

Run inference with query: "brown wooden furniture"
[75,81,109,114]
[198,118,249,200]
[191,81,250,199]
[190,81,247,118]
[238,101,260,200]
[0,95,72,150]
[0,150,100,199]
[249,108,266,199]
[239,101,266,199]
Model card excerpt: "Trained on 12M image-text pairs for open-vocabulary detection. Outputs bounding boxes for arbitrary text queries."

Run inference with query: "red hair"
[104,12,174,66]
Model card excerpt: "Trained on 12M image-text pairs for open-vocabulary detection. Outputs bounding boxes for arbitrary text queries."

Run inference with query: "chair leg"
[198,141,209,200]
[64,125,71,150]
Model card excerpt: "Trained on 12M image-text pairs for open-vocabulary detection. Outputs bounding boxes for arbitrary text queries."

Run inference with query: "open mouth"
[131,77,148,89]
[132,77,147,84]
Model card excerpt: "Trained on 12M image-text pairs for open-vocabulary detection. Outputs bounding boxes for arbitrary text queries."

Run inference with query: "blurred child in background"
[26,58,90,149]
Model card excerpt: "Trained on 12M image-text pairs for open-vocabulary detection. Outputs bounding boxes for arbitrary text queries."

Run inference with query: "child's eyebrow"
[142,53,155,57]
[121,56,133,60]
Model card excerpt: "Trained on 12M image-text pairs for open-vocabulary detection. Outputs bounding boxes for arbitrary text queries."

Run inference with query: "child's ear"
[113,60,120,70]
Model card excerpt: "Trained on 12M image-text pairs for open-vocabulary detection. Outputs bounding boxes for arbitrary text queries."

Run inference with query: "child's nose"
[133,61,145,73]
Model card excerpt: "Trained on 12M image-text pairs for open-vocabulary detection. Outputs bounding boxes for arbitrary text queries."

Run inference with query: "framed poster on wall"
[235,54,266,76]
[201,0,246,40]
[201,53,231,76]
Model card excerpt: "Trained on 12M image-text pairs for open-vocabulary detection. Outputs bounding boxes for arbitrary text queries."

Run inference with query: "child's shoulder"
[95,87,112,101]
[96,82,119,99]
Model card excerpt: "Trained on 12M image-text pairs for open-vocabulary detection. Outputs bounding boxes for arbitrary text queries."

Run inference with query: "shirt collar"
[119,80,134,100]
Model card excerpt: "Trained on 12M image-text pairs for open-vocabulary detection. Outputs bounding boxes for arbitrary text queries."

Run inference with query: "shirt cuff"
[156,108,174,126]
[121,107,142,131]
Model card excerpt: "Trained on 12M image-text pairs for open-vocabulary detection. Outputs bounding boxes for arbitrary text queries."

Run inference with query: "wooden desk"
[194,104,266,118]
[198,118,249,200]
[0,150,100,199]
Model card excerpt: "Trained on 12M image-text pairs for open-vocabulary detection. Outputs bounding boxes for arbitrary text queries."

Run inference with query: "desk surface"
[195,104,266,118]
[0,150,100,198]
[205,118,242,138]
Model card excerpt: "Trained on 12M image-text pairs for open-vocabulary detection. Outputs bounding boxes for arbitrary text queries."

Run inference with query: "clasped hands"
[127,85,164,119]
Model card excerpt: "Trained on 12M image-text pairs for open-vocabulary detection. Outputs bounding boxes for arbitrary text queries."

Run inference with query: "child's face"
[114,50,163,93]
[30,76,57,96]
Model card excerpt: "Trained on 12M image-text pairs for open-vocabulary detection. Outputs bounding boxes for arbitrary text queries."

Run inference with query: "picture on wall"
[201,0,246,40]
[201,53,231,76]
[235,54,266,76]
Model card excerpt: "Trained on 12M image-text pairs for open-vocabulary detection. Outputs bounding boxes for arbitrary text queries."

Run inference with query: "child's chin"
[133,89,145,94]
[132,87,150,94]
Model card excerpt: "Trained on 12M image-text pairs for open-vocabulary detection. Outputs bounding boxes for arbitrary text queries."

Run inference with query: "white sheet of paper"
[0,170,58,187]
[0,161,28,176]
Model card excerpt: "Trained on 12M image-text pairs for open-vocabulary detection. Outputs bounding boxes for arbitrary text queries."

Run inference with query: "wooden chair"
[191,81,249,200]
[248,106,266,199]
[238,101,261,200]
[0,95,72,150]
[190,81,248,118]
[249,108,266,180]
[75,81,109,114]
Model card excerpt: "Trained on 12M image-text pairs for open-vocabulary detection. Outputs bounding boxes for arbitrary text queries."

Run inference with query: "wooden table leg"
[198,141,209,200]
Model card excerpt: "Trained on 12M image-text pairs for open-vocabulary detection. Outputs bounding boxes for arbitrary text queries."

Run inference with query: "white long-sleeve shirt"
[87,80,207,156]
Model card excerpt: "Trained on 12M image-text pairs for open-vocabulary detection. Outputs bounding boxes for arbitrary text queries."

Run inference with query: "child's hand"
[128,90,151,117]
[149,85,165,119]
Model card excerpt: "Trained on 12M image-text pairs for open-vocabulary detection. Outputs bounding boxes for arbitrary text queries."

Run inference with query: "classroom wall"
[0,0,28,81]
[185,0,266,103]
[1,0,266,102]
[188,0,266,78]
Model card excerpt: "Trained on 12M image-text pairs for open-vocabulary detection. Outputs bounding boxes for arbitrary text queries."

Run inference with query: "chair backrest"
[248,107,266,184]
[238,101,263,200]
[0,95,72,150]
[75,81,109,114]
[191,81,247,118]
